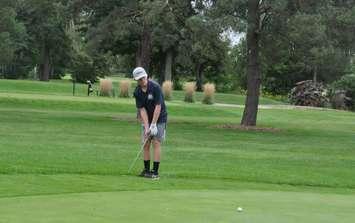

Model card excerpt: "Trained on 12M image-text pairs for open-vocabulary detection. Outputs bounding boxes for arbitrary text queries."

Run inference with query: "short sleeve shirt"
[133,80,167,124]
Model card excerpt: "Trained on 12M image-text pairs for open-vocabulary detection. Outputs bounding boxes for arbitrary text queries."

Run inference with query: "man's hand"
[149,123,158,136]
[144,126,150,138]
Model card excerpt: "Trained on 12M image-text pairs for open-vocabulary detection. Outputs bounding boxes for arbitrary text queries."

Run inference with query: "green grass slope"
[0,79,354,222]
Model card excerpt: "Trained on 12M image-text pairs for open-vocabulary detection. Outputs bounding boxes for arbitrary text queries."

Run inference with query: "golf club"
[128,135,152,173]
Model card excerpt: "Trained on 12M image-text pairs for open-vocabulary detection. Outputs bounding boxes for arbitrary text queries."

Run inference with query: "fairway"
[0,80,355,222]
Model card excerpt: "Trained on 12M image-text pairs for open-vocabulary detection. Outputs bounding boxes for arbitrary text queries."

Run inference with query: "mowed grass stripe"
[0,95,354,188]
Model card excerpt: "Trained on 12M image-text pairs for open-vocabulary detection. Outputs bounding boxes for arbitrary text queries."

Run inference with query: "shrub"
[119,80,130,98]
[329,74,355,110]
[162,81,173,101]
[71,53,96,83]
[100,79,113,96]
[288,80,329,107]
[202,83,216,104]
[184,82,196,103]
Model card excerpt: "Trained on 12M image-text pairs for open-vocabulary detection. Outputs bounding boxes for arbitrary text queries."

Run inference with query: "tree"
[240,0,263,126]
[177,15,228,91]
[214,0,355,125]
[213,0,267,126]
[0,0,27,78]
[150,0,194,82]
[18,0,72,81]
[259,0,355,95]
[82,0,156,73]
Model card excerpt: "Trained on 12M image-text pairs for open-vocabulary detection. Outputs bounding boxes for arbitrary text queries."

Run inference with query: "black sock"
[153,161,160,174]
[144,160,150,172]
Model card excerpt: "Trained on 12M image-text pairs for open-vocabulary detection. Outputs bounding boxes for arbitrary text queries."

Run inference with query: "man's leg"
[152,139,161,177]
[143,139,151,174]
[151,123,166,178]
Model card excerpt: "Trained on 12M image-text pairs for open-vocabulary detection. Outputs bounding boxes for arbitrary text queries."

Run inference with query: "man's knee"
[143,140,151,150]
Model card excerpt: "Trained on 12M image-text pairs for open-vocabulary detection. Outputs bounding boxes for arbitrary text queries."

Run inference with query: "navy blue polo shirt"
[134,80,167,124]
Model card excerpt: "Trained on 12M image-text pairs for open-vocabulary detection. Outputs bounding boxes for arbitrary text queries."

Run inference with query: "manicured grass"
[0,79,88,96]
[0,79,354,222]
[0,79,283,105]
[1,190,354,223]
[0,93,354,188]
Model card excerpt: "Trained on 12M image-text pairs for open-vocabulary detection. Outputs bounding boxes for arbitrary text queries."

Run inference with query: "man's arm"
[151,85,163,124]
[139,108,150,136]
[151,104,161,124]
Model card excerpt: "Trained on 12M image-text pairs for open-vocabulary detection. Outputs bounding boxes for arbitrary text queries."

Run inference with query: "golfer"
[133,67,167,179]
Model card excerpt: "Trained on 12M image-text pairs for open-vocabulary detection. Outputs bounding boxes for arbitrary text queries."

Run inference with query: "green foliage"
[70,52,96,83]
[0,32,15,64]
[0,2,28,78]
[176,14,229,90]
[330,74,355,110]
[1,0,355,96]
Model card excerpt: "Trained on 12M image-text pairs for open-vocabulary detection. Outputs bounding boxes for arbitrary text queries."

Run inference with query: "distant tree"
[0,0,27,78]
[177,15,228,91]
[18,0,72,81]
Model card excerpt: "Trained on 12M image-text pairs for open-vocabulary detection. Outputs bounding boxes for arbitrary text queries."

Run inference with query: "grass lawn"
[0,79,283,105]
[0,79,354,222]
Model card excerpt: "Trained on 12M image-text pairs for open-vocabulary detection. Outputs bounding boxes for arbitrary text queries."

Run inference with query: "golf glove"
[149,123,158,136]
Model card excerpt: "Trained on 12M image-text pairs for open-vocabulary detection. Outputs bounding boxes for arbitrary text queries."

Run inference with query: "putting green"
[0,190,354,223]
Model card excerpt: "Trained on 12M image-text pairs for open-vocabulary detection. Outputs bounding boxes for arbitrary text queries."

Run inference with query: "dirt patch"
[212,124,282,132]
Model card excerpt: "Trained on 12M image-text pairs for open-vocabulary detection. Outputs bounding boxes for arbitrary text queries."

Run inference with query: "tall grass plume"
[100,79,113,97]
[184,82,196,103]
[119,80,130,98]
[202,83,215,104]
[162,81,173,101]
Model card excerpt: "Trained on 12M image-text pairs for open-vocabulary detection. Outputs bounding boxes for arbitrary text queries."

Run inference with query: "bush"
[183,82,196,103]
[202,83,216,104]
[119,80,130,98]
[172,76,183,90]
[162,81,173,101]
[208,73,238,93]
[289,80,329,107]
[70,53,96,83]
[100,79,113,97]
[329,74,355,110]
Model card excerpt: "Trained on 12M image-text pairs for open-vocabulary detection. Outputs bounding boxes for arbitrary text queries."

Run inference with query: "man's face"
[137,76,148,88]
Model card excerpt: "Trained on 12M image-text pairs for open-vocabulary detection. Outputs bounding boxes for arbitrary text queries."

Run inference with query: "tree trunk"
[195,63,204,92]
[241,0,261,126]
[164,49,173,81]
[313,66,317,83]
[136,24,152,74]
[158,52,165,85]
[40,44,50,81]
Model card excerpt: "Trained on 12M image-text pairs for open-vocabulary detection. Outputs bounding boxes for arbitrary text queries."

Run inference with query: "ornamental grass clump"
[162,81,173,101]
[100,79,113,97]
[184,82,196,103]
[202,83,216,104]
[119,80,130,98]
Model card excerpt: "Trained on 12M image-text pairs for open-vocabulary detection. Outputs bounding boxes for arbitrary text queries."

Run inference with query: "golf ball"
[237,207,243,212]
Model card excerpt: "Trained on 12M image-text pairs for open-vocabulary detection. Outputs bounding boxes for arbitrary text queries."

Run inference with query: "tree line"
[1,0,354,125]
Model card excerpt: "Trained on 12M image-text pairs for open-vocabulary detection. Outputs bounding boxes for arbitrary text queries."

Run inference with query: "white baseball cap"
[132,67,148,80]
